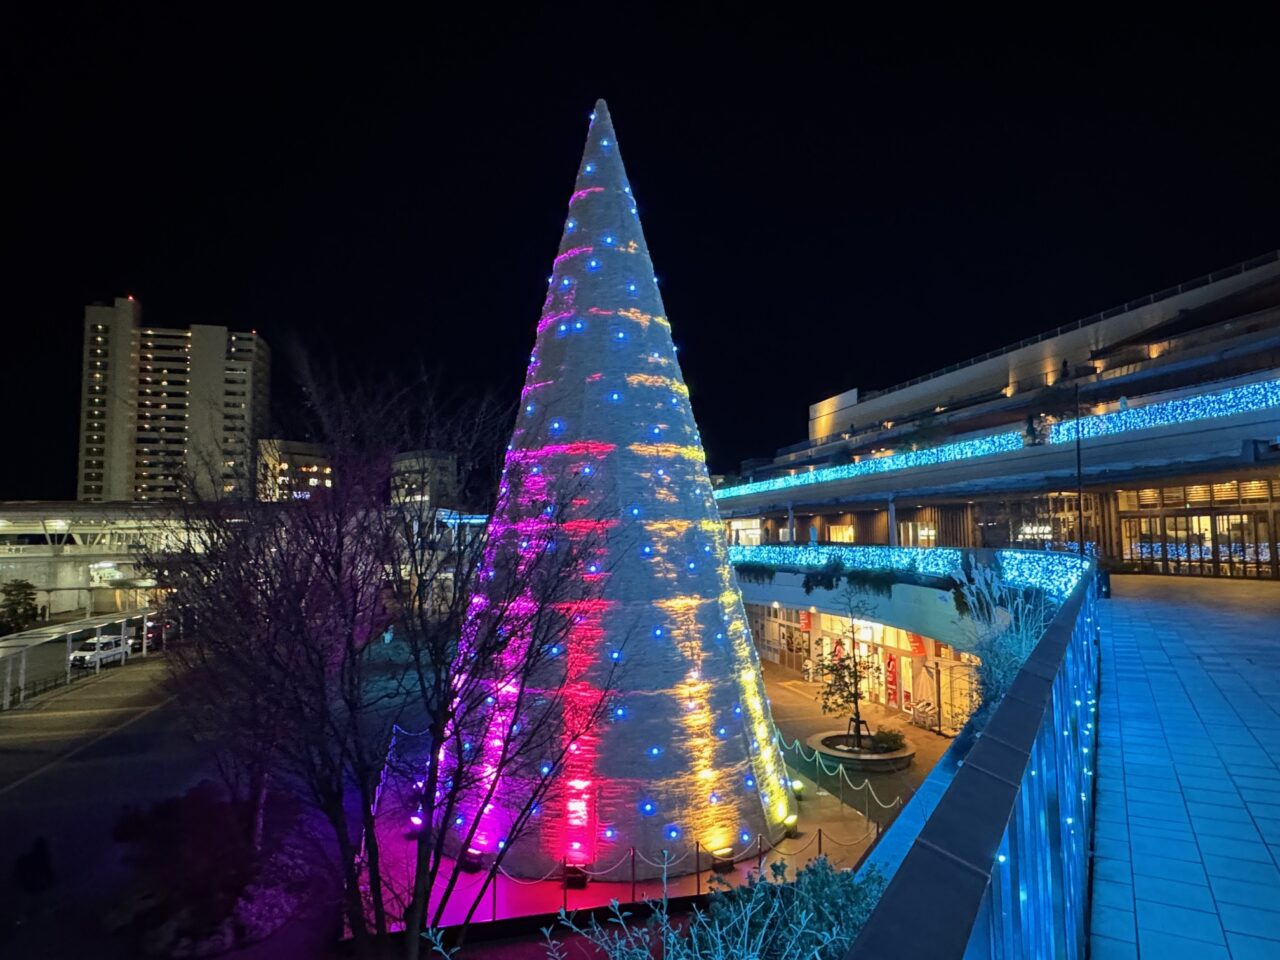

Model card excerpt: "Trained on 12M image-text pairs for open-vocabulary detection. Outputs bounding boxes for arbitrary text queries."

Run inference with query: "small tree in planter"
[816,591,881,749]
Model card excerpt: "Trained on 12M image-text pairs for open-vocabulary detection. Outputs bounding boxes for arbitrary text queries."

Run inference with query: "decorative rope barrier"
[579,849,635,878]
[635,849,691,869]
[768,832,819,857]
[820,826,875,847]
[774,728,903,809]
[498,863,564,885]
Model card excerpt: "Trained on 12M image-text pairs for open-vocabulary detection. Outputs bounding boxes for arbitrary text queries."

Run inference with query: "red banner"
[885,654,899,707]
[907,632,928,656]
[798,611,811,631]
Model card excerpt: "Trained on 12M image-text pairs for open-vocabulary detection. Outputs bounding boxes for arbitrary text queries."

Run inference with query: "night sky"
[4,11,1279,500]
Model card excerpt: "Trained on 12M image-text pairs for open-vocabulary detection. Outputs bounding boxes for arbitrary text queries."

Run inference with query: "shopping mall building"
[716,251,1280,730]
[716,251,1280,577]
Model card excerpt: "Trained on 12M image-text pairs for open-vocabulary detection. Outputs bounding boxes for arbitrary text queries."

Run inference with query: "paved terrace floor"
[1092,576,1280,960]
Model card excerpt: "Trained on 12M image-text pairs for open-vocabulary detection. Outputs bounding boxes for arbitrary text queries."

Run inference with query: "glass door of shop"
[1164,515,1213,575]
[1215,513,1273,578]
[1122,517,1164,573]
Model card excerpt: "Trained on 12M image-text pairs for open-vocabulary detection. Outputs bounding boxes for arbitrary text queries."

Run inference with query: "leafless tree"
[816,588,882,748]
[370,394,624,957]
[148,363,621,958]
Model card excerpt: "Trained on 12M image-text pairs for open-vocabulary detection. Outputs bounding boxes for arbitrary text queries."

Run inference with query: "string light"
[452,100,798,876]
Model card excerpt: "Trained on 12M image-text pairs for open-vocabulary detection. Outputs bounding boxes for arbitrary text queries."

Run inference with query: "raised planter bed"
[806,731,915,773]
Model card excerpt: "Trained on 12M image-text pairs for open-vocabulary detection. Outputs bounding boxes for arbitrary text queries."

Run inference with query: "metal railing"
[846,554,1099,959]
[856,251,1277,404]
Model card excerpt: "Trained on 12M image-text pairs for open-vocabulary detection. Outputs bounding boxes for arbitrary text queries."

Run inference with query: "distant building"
[390,450,458,508]
[77,297,270,501]
[257,439,332,501]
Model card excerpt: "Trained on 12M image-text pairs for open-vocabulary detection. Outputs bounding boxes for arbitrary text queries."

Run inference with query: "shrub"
[869,729,905,753]
[543,857,886,960]
[802,559,845,594]
[735,562,776,585]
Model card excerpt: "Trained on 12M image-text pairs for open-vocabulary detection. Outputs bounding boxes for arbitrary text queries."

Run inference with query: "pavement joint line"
[0,694,175,797]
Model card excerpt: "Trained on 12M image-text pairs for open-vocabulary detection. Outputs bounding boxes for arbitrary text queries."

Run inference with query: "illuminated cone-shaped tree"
[463,100,796,879]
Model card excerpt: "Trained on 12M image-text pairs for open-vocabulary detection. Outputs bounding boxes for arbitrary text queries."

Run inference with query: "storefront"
[1112,475,1279,578]
[746,603,979,736]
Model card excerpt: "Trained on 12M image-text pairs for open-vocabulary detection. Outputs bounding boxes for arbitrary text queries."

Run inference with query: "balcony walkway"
[1092,576,1280,959]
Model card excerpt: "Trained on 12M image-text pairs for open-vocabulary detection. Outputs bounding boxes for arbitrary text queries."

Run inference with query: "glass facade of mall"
[744,602,979,735]
[1111,474,1278,577]
[728,469,1280,580]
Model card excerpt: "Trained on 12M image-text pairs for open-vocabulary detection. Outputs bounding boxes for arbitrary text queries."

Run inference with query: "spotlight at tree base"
[563,864,589,889]
[459,847,484,873]
[791,779,805,798]
[783,813,799,838]
[711,847,735,874]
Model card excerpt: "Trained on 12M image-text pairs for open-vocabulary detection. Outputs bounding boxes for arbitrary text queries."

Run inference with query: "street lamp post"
[1075,382,1085,562]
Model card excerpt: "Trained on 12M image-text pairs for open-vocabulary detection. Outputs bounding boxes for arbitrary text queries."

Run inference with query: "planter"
[806,731,915,773]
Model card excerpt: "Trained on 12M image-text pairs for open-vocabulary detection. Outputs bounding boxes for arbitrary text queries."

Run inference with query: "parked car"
[127,632,143,654]
[69,636,128,670]
[145,618,176,646]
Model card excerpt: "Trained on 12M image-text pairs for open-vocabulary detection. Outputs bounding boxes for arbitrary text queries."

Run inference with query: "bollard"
[492,870,498,922]
[695,841,701,896]
[757,834,764,872]
[818,828,823,857]
[630,847,636,903]
[562,856,568,911]
[3,658,11,711]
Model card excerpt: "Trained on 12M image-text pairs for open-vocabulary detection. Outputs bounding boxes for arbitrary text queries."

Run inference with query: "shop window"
[1185,484,1211,506]
[898,521,937,548]
[1137,488,1160,509]
[1212,481,1239,504]
[828,524,855,543]
[1240,480,1270,502]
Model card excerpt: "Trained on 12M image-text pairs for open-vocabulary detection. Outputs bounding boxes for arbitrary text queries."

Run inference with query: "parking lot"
[0,610,162,709]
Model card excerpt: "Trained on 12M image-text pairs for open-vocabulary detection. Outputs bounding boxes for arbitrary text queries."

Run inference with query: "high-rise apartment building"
[77,297,271,501]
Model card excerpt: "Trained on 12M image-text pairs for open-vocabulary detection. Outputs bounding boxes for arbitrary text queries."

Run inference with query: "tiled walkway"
[1092,576,1280,959]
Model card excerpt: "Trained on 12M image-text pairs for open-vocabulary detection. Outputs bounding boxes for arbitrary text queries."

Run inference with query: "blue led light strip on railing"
[715,375,1280,502]
[714,432,1024,501]
[728,543,1086,600]
[1047,376,1280,444]
[729,543,962,579]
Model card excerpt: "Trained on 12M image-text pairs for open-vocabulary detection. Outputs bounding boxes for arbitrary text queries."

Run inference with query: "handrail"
[847,557,1098,959]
